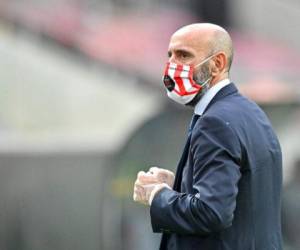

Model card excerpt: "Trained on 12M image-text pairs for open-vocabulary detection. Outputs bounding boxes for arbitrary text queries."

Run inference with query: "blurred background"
[0,0,299,249]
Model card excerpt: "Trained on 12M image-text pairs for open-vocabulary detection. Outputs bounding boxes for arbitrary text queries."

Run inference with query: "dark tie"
[173,114,200,191]
[188,114,200,134]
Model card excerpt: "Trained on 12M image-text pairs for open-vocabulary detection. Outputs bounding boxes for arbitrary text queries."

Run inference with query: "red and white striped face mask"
[162,54,214,105]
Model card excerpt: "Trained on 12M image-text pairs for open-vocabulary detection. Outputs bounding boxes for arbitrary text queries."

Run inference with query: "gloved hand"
[138,166,175,187]
[133,167,174,206]
[133,180,170,206]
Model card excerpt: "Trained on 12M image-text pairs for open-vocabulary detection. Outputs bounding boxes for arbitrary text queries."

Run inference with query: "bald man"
[133,23,282,250]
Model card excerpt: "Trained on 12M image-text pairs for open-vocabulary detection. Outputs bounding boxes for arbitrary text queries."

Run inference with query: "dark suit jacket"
[150,83,283,250]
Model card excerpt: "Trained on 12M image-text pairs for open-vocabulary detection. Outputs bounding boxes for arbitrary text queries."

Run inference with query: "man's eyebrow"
[168,48,193,56]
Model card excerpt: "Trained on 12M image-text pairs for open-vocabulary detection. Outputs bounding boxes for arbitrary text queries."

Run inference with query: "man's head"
[167,23,233,87]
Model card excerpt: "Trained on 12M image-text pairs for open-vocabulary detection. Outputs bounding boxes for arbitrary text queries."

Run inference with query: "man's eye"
[180,53,189,59]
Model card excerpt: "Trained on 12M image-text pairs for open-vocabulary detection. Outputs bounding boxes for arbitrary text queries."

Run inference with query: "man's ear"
[211,52,227,76]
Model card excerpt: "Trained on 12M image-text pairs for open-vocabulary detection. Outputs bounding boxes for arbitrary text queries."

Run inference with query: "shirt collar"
[194,78,231,115]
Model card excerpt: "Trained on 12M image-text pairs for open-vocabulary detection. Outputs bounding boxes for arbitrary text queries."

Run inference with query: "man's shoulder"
[196,91,269,137]
[205,88,262,120]
[202,93,243,120]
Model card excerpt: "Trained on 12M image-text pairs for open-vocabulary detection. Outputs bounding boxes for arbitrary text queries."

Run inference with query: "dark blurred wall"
[190,0,232,27]
[0,152,115,250]
[282,159,300,250]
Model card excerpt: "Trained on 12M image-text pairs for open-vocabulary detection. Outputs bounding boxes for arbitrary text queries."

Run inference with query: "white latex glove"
[133,168,174,205]
[138,167,175,187]
[133,180,170,206]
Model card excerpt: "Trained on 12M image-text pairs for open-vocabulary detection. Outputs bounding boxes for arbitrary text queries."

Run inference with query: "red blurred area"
[0,1,196,75]
[0,0,299,103]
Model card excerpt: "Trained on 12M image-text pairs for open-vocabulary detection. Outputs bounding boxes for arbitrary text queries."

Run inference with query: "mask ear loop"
[193,53,217,88]
[194,53,217,69]
[200,76,212,88]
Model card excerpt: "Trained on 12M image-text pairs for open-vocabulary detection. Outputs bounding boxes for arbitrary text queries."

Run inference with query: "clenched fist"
[137,166,175,187]
[133,167,174,206]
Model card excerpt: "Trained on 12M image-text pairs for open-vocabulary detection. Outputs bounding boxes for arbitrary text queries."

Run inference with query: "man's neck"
[210,73,229,88]
[193,78,231,115]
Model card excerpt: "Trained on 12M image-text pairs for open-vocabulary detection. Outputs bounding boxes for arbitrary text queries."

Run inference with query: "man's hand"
[133,180,170,206]
[133,167,174,206]
[138,167,175,187]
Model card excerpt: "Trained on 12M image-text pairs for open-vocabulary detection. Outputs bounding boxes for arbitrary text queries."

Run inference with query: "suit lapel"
[172,134,192,191]
[173,115,200,191]
[203,83,238,114]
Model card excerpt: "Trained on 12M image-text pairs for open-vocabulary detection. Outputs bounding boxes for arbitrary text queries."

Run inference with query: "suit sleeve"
[150,115,242,235]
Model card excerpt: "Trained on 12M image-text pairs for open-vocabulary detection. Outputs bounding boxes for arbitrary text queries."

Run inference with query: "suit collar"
[202,83,238,114]
[194,78,231,116]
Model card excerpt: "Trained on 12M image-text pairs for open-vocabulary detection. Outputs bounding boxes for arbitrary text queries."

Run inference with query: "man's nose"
[168,56,179,64]
[168,56,175,64]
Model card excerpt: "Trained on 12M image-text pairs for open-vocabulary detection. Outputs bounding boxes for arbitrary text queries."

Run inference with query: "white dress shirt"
[194,78,231,115]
